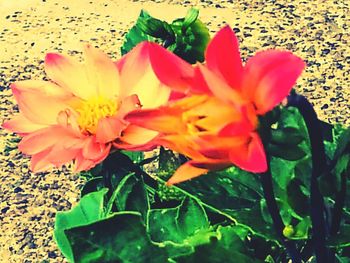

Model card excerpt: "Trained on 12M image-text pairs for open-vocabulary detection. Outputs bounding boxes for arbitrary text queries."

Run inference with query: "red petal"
[242,50,305,115]
[148,42,195,93]
[205,25,243,90]
[229,132,267,173]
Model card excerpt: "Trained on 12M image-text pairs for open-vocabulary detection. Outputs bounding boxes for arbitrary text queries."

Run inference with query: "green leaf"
[182,8,199,30]
[65,212,168,263]
[80,177,105,197]
[54,189,108,262]
[120,10,156,55]
[138,16,174,39]
[175,225,263,263]
[121,150,144,163]
[107,173,149,222]
[328,225,350,248]
[269,143,307,161]
[286,178,310,217]
[177,198,209,237]
[148,197,208,244]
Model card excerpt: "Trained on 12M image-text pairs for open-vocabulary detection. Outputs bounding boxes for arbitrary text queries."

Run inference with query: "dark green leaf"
[80,177,104,197]
[66,212,168,263]
[120,10,156,55]
[328,225,350,248]
[182,8,199,30]
[54,189,108,262]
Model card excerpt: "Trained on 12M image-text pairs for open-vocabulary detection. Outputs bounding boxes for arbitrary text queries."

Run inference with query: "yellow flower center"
[76,96,118,134]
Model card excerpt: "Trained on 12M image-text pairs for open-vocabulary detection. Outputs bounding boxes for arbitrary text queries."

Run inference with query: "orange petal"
[118,124,158,146]
[242,50,305,115]
[95,116,126,143]
[82,137,111,160]
[84,44,120,99]
[45,53,96,99]
[125,107,187,134]
[148,42,195,93]
[11,81,70,125]
[205,25,243,89]
[166,161,209,185]
[229,132,267,173]
[2,114,46,134]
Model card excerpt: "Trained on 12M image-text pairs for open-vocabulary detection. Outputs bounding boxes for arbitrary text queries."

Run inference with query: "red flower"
[126,26,305,184]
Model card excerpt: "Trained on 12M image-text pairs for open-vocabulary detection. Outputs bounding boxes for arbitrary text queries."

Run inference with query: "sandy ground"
[0,0,349,262]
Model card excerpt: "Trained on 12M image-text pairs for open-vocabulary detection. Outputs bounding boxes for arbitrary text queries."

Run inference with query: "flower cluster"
[3,26,304,184]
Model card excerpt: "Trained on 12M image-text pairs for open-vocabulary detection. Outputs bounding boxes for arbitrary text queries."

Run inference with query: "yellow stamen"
[76,96,118,134]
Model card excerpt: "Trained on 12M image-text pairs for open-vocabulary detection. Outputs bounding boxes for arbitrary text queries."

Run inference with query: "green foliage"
[54,189,109,262]
[66,212,168,263]
[121,8,210,63]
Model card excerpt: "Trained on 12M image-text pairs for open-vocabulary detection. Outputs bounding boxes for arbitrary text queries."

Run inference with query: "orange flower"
[126,26,305,184]
[2,43,171,172]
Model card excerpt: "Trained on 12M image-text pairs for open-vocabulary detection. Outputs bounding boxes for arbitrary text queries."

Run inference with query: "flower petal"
[242,50,305,115]
[118,125,158,146]
[82,137,111,160]
[30,149,54,173]
[119,42,171,109]
[2,114,46,134]
[166,161,209,185]
[84,44,120,99]
[198,64,246,106]
[205,25,243,89]
[148,42,195,93]
[95,116,126,143]
[229,132,267,173]
[11,81,70,125]
[45,53,96,99]
[18,126,79,155]
[125,107,187,134]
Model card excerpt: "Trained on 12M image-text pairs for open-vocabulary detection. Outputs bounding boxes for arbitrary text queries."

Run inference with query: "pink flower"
[3,43,171,172]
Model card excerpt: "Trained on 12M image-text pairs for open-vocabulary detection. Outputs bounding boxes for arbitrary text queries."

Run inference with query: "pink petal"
[2,114,46,134]
[45,53,96,99]
[95,116,126,143]
[241,50,305,115]
[198,64,246,106]
[30,149,54,173]
[119,42,171,109]
[18,126,77,155]
[74,152,96,172]
[229,132,267,173]
[11,81,70,125]
[84,44,120,99]
[82,137,111,160]
[205,25,243,90]
[46,144,80,167]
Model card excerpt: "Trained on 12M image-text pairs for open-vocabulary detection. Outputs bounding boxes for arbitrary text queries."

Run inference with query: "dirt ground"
[0,0,349,262]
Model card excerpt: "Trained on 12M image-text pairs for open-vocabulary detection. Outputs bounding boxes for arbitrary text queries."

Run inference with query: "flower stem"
[287,93,330,263]
[260,160,302,263]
